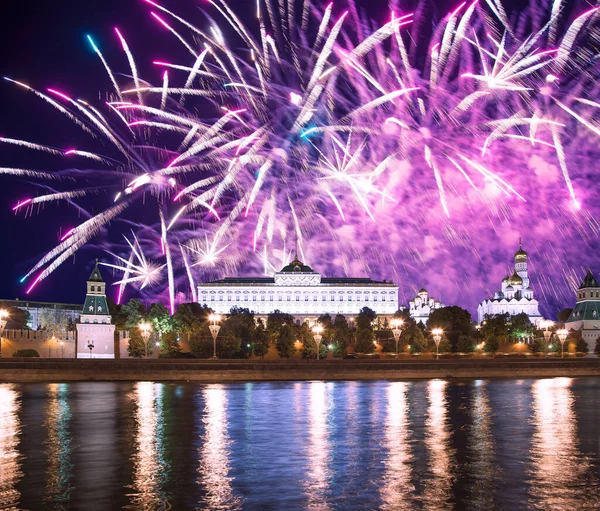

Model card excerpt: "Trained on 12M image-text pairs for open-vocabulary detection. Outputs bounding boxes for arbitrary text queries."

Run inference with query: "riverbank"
[0,357,599,382]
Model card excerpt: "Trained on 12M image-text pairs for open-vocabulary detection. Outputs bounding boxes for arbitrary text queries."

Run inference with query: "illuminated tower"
[76,260,115,358]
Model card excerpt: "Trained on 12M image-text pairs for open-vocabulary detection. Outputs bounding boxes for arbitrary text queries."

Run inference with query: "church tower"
[514,239,530,288]
[76,260,115,358]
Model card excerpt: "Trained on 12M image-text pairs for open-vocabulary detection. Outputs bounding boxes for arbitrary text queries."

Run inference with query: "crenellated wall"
[1,330,77,358]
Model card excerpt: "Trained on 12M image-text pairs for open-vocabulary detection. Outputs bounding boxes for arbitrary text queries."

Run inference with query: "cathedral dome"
[514,241,527,262]
[508,271,523,286]
[280,256,314,273]
[502,274,509,283]
[418,287,428,295]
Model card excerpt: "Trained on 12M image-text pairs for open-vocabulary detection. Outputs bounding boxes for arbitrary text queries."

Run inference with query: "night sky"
[0,0,594,317]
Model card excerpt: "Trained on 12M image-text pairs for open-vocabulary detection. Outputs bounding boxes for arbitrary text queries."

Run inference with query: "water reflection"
[128,382,170,510]
[380,382,415,511]
[423,379,454,510]
[305,381,332,510]
[43,383,73,509]
[529,377,600,510]
[466,381,497,508]
[198,384,241,510]
[0,384,22,511]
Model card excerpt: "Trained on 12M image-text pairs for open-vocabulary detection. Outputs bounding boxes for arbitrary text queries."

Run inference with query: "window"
[305,295,309,301]
[349,296,353,301]
[219,296,223,301]
[296,295,300,301]
[313,295,317,301]
[253,295,257,301]
[287,295,291,301]
[278,295,282,301]
[270,295,274,301]
[228,295,232,301]
[91,285,95,292]
[261,295,265,301]
[245,295,248,301]
[374,295,378,301]
[382,295,386,301]
[365,296,369,301]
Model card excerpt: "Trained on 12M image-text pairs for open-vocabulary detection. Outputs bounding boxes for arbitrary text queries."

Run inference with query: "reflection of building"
[409,288,444,324]
[477,241,542,324]
[0,299,82,330]
[198,256,399,322]
[76,261,115,358]
[566,269,600,352]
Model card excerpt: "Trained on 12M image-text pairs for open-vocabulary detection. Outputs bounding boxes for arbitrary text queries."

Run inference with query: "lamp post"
[557,329,568,359]
[312,324,324,360]
[432,328,444,360]
[0,309,9,359]
[139,322,152,358]
[87,340,94,359]
[208,314,221,359]
[60,341,64,359]
[391,319,404,356]
[542,320,553,358]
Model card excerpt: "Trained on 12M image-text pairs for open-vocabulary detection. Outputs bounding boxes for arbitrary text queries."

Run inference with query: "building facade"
[408,288,444,324]
[198,257,399,322]
[75,261,115,358]
[566,269,600,352]
[0,299,82,330]
[477,242,542,324]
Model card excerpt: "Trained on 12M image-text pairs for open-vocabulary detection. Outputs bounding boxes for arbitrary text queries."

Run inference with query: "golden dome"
[508,270,523,286]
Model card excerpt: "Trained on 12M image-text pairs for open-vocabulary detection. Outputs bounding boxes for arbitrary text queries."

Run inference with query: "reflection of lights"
[530,378,599,508]
[198,385,241,510]
[306,381,332,509]
[380,382,414,509]
[44,383,73,503]
[424,380,454,507]
[0,384,22,508]
[129,382,169,508]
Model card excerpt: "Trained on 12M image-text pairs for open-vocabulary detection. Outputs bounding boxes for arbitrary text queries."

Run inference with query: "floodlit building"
[0,299,82,330]
[198,256,399,322]
[566,269,600,352]
[408,288,444,324]
[75,261,115,358]
[477,241,542,324]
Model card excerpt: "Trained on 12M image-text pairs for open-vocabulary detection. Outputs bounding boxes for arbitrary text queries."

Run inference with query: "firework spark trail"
[3,0,600,316]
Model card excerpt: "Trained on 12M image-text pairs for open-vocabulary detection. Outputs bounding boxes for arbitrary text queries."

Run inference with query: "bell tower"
[76,260,115,358]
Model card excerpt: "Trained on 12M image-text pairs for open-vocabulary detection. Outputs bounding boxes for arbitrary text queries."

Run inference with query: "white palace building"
[198,256,399,322]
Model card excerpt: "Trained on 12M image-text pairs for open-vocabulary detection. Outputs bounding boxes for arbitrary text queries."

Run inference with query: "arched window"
[90,285,95,292]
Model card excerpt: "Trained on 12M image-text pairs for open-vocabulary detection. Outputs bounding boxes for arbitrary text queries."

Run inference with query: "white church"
[408,288,445,324]
[198,256,399,322]
[477,242,542,324]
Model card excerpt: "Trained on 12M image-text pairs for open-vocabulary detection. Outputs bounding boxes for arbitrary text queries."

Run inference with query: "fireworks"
[3,0,600,315]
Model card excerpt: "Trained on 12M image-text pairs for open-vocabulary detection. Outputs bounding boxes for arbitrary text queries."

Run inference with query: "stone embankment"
[0,358,599,382]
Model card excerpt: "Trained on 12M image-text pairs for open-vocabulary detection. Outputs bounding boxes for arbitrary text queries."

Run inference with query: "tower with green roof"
[76,260,115,358]
[566,269,600,353]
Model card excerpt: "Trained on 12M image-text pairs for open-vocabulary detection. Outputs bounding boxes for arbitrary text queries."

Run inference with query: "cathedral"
[408,288,444,324]
[477,242,542,324]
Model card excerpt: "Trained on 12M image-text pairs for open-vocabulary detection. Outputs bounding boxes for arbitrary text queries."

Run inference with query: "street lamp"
[542,320,553,358]
[312,324,324,360]
[0,309,9,359]
[432,328,444,360]
[139,322,152,357]
[208,314,221,359]
[60,341,64,359]
[557,329,569,359]
[87,340,95,359]
[391,319,404,356]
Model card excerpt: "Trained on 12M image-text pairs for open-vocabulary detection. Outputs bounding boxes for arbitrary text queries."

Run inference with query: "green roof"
[82,295,110,316]
[88,261,104,283]
[567,301,600,322]
[579,269,599,290]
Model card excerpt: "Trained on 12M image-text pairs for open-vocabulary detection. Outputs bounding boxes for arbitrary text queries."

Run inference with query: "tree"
[594,337,600,356]
[330,315,352,357]
[189,325,213,358]
[483,336,500,354]
[253,319,270,358]
[457,335,475,353]
[480,314,510,344]
[267,310,295,340]
[217,324,241,358]
[557,308,573,324]
[509,313,535,343]
[159,331,181,357]
[427,306,472,352]
[121,299,147,329]
[147,303,173,336]
[223,307,256,358]
[573,331,589,354]
[128,328,146,358]
[38,308,69,338]
[276,324,295,358]
[354,307,377,353]
[0,303,30,330]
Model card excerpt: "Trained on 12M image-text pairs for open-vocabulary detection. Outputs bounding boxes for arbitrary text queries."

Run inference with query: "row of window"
[201,294,388,302]
[579,291,600,299]
[82,319,110,324]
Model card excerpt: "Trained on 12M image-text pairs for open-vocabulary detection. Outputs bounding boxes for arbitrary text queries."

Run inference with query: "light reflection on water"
[1,378,600,510]
[0,384,22,511]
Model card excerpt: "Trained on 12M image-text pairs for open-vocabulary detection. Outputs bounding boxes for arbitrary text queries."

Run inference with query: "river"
[1,378,599,510]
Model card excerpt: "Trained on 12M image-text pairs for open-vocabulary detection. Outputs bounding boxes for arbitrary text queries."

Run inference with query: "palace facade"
[198,256,399,322]
[477,242,542,324]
